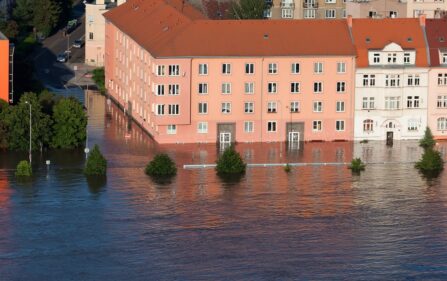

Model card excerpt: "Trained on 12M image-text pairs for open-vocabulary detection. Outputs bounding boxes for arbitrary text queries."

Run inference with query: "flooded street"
[1,93,447,280]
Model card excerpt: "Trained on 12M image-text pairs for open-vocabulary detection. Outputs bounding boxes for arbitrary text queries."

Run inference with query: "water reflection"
[1,92,447,280]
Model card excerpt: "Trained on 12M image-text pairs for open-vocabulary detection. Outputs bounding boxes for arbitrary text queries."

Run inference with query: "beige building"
[346,0,447,19]
[85,0,126,66]
[266,0,346,19]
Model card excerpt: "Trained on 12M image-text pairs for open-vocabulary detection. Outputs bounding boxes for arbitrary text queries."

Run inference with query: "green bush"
[419,127,436,149]
[348,158,365,173]
[16,160,32,177]
[284,163,291,173]
[84,145,107,176]
[145,153,177,178]
[216,147,246,175]
[92,68,106,94]
[415,148,444,177]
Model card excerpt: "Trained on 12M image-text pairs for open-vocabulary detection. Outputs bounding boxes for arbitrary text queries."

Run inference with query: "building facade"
[104,0,356,144]
[266,0,346,19]
[0,31,9,103]
[426,19,447,139]
[85,0,126,66]
[351,18,430,141]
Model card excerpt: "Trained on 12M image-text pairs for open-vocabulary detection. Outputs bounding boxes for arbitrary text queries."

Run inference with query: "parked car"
[57,53,68,63]
[73,39,83,48]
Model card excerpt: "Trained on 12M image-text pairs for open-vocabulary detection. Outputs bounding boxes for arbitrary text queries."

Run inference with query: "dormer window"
[404,53,411,64]
[387,53,397,64]
[373,53,380,63]
[442,53,447,64]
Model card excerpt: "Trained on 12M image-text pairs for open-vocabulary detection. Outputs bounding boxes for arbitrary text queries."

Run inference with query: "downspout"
[260,57,264,143]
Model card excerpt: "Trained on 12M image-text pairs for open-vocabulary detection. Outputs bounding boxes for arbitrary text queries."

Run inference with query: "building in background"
[0,31,9,103]
[426,18,447,139]
[85,0,126,66]
[104,0,356,144]
[351,17,430,141]
[266,0,346,19]
[346,0,447,19]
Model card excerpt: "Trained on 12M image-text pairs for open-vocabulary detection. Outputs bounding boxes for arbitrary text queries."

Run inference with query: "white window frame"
[221,102,231,114]
[291,82,300,94]
[198,83,208,94]
[245,63,255,74]
[313,101,323,112]
[167,125,177,135]
[197,122,208,133]
[312,120,322,131]
[314,62,323,74]
[245,82,255,94]
[268,63,278,74]
[244,102,254,114]
[314,82,323,93]
[290,101,300,113]
[222,63,231,75]
[337,62,346,73]
[336,101,345,112]
[222,83,232,94]
[267,121,277,132]
[335,120,345,131]
[291,63,300,74]
[198,64,208,75]
[337,81,346,93]
[268,82,277,94]
[198,102,208,114]
[244,121,254,133]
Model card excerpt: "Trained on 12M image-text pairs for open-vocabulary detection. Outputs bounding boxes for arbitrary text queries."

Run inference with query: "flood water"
[1,92,447,280]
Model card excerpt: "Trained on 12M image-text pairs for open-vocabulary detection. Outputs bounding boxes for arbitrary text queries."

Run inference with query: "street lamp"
[24,101,32,165]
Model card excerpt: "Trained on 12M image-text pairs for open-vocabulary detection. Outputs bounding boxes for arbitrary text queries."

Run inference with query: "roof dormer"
[368,42,416,66]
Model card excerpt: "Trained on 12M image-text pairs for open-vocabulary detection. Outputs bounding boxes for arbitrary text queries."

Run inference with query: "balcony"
[303,2,318,8]
[281,1,295,8]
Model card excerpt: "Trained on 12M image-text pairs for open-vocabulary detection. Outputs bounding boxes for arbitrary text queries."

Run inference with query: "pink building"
[104,0,356,144]
[426,19,447,139]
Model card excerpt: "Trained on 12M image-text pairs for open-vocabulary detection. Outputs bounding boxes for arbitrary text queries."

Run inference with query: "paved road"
[31,1,94,94]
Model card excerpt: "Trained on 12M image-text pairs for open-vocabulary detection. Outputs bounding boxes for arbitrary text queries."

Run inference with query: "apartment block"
[104,0,356,144]
[0,31,9,103]
[351,17,430,141]
[266,0,346,19]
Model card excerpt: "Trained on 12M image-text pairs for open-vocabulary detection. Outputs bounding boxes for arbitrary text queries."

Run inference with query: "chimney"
[419,14,426,26]
[347,15,353,28]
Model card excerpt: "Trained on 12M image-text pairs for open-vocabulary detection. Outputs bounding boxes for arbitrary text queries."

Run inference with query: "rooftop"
[426,19,447,67]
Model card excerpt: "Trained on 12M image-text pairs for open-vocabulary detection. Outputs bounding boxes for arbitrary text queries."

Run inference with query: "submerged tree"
[145,153,177,178]
[229,0,266,19]
[416,127,444,178]
[84,145,107,176]
[419,127,436,149]
[216,146,246,175]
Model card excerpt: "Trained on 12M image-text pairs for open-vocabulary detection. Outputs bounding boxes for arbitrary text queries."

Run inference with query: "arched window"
[363,119,374,132]
[437,117,447,130]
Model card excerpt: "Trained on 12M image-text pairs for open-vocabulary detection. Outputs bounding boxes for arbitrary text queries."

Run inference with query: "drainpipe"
[260,57,264,143]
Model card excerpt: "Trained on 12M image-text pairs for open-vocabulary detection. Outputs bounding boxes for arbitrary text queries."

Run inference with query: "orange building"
[0,31,9,103]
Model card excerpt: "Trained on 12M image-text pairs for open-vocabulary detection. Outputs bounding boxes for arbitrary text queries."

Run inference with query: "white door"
[288,132,300,143]
[220,132,231,144]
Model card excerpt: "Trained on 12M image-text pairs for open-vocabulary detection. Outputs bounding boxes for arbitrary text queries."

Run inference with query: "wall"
[428,68,447,138]
[0,35,9,103]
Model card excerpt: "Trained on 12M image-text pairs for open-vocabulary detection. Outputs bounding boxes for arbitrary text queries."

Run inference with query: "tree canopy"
[230,0,266,19]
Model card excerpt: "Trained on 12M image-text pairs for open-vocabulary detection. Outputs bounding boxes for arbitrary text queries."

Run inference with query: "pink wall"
[428,68,447,139]
[105,22,356,144]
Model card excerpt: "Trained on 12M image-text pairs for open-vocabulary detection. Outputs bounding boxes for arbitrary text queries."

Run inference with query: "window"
[198,83,208,94]
[168,65,180,76]
[167,125,177,134]
[314,82,323,93]
[438,117,447,130]
[221,102,231,114]
[437,95,447,108]
[325,0,336,3]
[442,53,447,64]
[156,104,165,115]
[336,120,345,131]
[198,102,208,114]
[337,62,346,73]
[408,119,418,131]
[404,53,411,64]
[438,73,447,86]
[291,82,300,93]
[157,65,165,76]
[337,82,346,93]
[325,9,336,18]
[363,119,374,132]
[373,53,380,63]
[282,8,293,18]
[245,63,254,74]
[336,101,345,112]
[168,104,179,115]
[264,9,272,18]
[156,85,165,96]
[385,97,400,109]
[222,83,231,94]
[304,9,316,18]
[313,101,323,112]
[267,121,277,132]
[244,121,254,133]
[268,63,278,74]
[89,32,94,40]
[312,120,322,131]
[222,63,231,74]
[291,63,300,74]
[245,102,254,113]
[407,96,420,108]
[362,74,376,87]
[389,11,397,17]
[314,62,323,73]
[199,64,208,75]
[268,82,277,93]
[407,74,420,86]
[267,101,277,113]
[197,122,208,133]
[385,75,400,87]
[387,53,397,64]
[168,84,179,95]
[290,101,300,113]
[245,82,255,94]
[362,97,375,109]
[369,11,377,18]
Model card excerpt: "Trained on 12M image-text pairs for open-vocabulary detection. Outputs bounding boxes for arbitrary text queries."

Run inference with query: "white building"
[350,17,430,141]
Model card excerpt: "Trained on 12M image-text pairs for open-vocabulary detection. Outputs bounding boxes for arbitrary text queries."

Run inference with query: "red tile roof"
[104,1,356,58]
[351,18,429,67]
[426,19,447,67]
